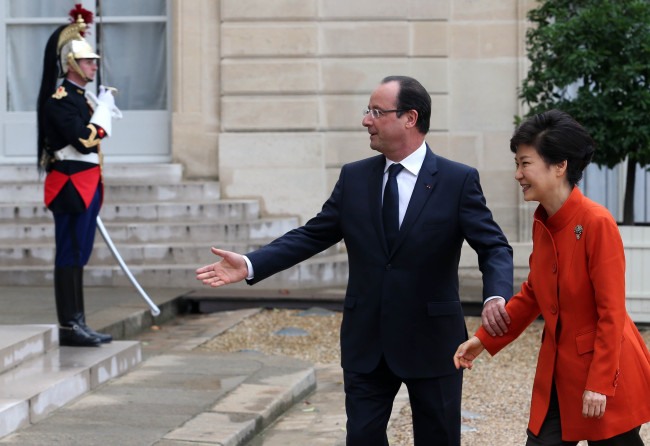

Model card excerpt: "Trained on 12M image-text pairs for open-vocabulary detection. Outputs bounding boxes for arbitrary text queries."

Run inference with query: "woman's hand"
[453,336,485,370]
[582,390,606,418]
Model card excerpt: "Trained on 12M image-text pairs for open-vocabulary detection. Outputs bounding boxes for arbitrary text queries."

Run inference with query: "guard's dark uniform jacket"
[42,79,105,214]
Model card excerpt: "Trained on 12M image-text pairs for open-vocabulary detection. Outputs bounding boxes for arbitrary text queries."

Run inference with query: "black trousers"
[526,383,644,446]
[343,356,462,446]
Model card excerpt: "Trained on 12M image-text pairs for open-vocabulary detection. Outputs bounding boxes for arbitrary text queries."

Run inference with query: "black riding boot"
[54,266,101,347]
[72,266,112,343]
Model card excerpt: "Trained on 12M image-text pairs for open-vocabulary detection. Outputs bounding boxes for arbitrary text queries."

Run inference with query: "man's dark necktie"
[382,163,404,250]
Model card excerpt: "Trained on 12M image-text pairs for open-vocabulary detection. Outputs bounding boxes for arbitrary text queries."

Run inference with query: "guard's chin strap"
[66,54,89,81]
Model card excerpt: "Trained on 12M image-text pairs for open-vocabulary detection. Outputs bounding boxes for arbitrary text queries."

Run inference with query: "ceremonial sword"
[96,216,161,316]
[92,3,159,316]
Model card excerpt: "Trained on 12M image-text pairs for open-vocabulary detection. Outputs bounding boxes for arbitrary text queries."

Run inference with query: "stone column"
[171,0,220,179]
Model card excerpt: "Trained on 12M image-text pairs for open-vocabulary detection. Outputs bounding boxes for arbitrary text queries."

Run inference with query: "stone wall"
[173,0,538,243]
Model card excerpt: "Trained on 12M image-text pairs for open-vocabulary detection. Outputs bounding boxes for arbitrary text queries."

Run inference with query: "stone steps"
[0,164,183,184]
[0,253,350,289]
[0,163,349,289]
[0,324,141,438]
[0,200,262,223]
[0,182,222,203]
[0,218,299,244]
[0,241,339,267]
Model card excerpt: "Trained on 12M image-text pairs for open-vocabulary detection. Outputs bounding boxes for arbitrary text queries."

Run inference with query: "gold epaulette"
[52,86,68,99]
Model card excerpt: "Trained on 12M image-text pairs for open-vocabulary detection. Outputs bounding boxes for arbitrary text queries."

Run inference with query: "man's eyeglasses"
[362,108,405,119]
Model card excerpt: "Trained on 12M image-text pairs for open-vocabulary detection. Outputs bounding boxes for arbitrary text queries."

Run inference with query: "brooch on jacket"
[574,225,583,240]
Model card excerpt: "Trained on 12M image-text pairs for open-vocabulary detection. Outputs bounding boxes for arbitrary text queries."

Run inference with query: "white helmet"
[56,12,99,80]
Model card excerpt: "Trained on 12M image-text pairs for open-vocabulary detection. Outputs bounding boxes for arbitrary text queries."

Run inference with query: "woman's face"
[514,144,564,203]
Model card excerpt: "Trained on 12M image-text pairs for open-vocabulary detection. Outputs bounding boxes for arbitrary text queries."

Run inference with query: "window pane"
[100,0,165,16]
[7,0,72,18]
[100,23,166,110]
[7,25,54,111]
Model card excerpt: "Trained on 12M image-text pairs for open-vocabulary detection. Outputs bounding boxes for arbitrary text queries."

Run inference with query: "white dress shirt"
[382,141,427,228]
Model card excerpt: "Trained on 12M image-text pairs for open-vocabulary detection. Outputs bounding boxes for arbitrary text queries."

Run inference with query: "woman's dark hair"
[381,75,431,135]
[510,109,595,187]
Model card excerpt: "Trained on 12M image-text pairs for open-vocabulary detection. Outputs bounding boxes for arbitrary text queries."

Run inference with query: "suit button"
[552,264,557,273]
[550,304,557,314]
[385,264,392,271]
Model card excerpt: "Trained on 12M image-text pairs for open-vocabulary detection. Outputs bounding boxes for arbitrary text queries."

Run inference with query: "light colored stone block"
[164,412,256,445]
[452,0,519,21]
[320,0,406,19]
[321,58,449,94]
[449,60,519,132]
[324,132,374,166]
[483,131,517,172]
[222,24,317,57]
[450,24,481,58]
[0,399,29,439]
[412,22,449,57]
[31,372,90,423]
[172,112,219,179]
[410,60,450,94]
[448,134,480,166]
[221,96,320,131]
[322,95,369,131]
[478,170,519,209]
[222,60,319,94]
[489,205,519,243]
[227,168,326,224]
[172,0,220,179]
[219,133,327,223]
[222,0,317,19]
[480,23,519,58]
[408,0,451,20]
[427,132,450,158]
[320,22,409,56]
[219,133,324,169]
[318,0,451,20]
[430,94,449,132]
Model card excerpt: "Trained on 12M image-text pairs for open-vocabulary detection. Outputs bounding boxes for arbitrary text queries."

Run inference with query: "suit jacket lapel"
[392,146,439,253]
[367,156,389,254]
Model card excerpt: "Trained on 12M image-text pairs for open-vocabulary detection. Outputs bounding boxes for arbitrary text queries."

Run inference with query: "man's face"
[77,58,98,82]
[362,81,408,156]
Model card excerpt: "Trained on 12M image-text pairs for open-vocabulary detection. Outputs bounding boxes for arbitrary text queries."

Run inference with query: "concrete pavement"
[0,286,362,445]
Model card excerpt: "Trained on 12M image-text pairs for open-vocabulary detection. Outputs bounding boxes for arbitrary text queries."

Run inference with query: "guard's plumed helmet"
[37,4,99,173]
[56,4,99,80]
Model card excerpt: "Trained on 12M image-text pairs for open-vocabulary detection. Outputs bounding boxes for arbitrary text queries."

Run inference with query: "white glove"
[97,85,116,108]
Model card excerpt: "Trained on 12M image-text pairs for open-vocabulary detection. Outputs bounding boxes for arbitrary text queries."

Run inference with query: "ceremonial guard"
[37,5,117,346]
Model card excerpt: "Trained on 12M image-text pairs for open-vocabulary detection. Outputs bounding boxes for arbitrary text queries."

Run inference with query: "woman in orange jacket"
[454,110,650,445]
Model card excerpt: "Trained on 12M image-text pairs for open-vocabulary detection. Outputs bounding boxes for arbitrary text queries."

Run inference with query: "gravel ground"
[197,308,650,445]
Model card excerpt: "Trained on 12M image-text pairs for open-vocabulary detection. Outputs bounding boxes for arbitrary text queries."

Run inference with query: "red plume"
[68,3,94,36]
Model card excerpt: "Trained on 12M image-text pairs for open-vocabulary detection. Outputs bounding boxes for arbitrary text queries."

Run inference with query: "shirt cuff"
[484,295,505,305]
[243,255,254,280]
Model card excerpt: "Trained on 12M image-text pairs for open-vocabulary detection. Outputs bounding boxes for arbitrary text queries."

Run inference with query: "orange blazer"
[477,187,650,441]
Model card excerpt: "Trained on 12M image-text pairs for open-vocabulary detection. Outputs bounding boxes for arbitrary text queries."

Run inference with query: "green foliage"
[519,0,650,169]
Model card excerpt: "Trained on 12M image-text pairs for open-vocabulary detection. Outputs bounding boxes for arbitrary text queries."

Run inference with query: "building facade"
[4,0,648,251]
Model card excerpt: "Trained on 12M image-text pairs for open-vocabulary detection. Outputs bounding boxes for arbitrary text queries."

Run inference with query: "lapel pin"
[426,184,431,189]
[574,225,583,240]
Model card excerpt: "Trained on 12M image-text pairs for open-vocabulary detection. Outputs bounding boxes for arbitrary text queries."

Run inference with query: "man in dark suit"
[196,75,513,445]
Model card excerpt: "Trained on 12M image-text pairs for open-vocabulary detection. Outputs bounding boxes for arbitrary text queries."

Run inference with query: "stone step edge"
[0,325,58,375]
[0,254,349,271]
[0,217,296,228]
[162,364,317,445]
[0,341,141,439]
